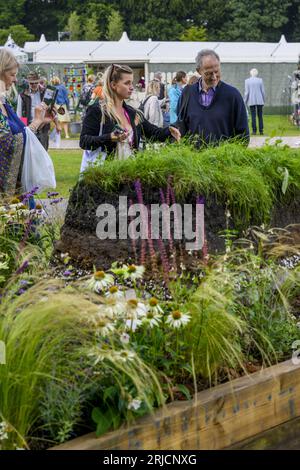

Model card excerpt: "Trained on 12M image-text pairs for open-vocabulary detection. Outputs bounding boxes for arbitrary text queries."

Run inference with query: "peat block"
[55,181,300,270]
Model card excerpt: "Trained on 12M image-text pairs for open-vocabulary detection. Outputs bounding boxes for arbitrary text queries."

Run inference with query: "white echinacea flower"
[166,310,191,329]
[148,297,164,315]
[86,270,114,293]
[123,264,145,281]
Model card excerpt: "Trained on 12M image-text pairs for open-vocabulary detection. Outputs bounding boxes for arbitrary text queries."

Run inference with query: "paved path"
[50,136,300,150]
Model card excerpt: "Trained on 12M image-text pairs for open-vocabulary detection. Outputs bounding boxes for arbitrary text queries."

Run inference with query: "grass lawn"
[38,149,82,198]
[256,115,300,136]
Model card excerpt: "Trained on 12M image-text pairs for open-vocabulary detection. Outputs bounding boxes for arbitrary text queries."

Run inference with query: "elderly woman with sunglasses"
[80,64,180,163]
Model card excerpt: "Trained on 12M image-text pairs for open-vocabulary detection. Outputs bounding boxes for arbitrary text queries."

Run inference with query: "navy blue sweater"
[178,81,249,145]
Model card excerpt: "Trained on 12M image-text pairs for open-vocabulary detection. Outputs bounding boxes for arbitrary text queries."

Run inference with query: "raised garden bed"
[55,143,300,271]
[52,360,300,450]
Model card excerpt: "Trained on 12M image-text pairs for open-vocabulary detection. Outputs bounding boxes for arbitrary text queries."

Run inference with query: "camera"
[42,85,58,110]
[113,124,125,135]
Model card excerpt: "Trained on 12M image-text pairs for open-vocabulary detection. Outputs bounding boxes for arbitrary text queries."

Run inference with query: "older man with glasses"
[177,49,249,147]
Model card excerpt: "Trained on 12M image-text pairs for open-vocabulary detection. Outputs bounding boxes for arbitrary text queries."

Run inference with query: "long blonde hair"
[146,80,160,97]
[0,49,19,79]
[101,64,133,124]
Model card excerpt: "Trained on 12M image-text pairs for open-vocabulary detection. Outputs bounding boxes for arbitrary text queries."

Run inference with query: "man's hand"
[169,126,181,142]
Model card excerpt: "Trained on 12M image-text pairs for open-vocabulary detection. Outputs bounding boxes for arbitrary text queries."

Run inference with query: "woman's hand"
[33,103,57,128]
[110,130,129,142]
[169,126,181,142]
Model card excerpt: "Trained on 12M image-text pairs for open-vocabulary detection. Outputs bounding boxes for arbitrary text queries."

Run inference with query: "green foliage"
[180,26,207,41]
[0,282,163,448]
[106,11,124,41]
[0,24,34,47]
[218,0,291,41]
[0,0,25,29]
[84,13,100,41]
[1,0,298,42]
[66,11,82,40]
[81,142,300,228]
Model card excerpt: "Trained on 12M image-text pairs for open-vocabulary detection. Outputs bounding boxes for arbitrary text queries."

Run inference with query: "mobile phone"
[113,124,125,135]
[43,85,58,110]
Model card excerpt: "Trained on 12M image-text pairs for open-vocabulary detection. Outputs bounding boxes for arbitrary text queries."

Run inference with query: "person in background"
[91,74,104,102]
[141,80,164,127]
[168,71,187,125]
[80,63,180,163]
[188,74,200,86]
[138,75,145,91]
[0,48,53,196]
[154,71,165,100]
[177,49,249,146]
[17,70,51,150]
[79,74,96,110]
[244,68,265,135]
[52,76,70,138]
[39,76,48,92]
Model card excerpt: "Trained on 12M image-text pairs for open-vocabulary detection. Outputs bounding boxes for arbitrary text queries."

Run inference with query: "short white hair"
[250,68,258,77]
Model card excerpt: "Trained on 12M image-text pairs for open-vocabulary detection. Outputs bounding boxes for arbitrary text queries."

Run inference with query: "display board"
[63,66,86,109]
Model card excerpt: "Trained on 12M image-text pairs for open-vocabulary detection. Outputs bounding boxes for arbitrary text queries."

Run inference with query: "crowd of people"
[1,46,260,197]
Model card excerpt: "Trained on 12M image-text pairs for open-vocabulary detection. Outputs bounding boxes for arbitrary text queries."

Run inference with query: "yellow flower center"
[94,271,105,280]
[127,299,138,308]
[149,297,158,307]
[172,310,182,320]
[109,286,118,294]
[128,265,137,273]
[147,311,155,319]
[35,204,42,210]
[10,197,20,204]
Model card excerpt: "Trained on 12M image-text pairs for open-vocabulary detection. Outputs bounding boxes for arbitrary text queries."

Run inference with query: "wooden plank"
[51,359,300,450]
[228,417,300,450]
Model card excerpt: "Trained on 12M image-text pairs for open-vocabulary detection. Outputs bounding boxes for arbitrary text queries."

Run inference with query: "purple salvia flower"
[159,188,166,205]
[147,204,158,275]
[16,260,29,275]
[158,236,170,284]
[129,198,137,263]
[134,179,147,266]
[63,270,72,277]
[50,198,63,205]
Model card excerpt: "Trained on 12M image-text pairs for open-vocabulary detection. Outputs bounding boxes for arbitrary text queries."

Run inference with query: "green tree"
[84,13,100,40]
[66,11,82,40]
[180,26,207,41]
[0,0,25,28]
[0,24,34,47]
[217,0,292,41]
[107,11,124,41]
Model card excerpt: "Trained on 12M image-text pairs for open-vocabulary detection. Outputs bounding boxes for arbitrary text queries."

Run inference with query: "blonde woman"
[142,80,163,127]
[80,64,180,162]
[52,76,70,138]
[0,48,52,195]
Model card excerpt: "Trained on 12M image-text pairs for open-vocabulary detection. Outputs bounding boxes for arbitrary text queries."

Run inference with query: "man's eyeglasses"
[201,69,220,78]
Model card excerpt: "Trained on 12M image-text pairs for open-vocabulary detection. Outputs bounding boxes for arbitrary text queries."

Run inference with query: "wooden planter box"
[51,360,300,450]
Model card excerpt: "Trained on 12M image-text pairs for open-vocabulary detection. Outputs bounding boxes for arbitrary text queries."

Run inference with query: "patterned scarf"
[0,107,16,193]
